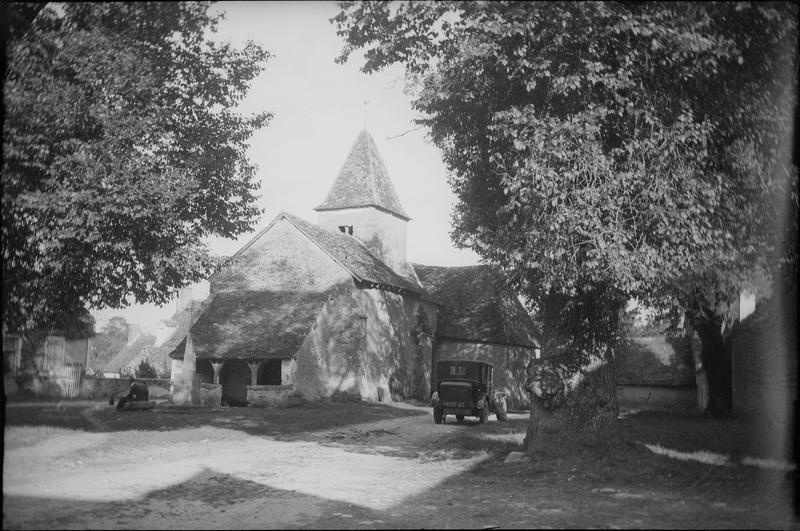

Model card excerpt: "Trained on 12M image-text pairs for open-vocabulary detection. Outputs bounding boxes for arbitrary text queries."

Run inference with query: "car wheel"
[479,407,488,423]
[433,405,444,424]
[456,414,465,422]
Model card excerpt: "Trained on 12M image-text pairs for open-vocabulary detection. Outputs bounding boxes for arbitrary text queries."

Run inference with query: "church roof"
[169,290,335,361]
[314,130,410,220]
[413,264,541,348]
[226,212,433,301]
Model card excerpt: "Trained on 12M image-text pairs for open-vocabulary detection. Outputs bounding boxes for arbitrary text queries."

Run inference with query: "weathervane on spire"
[363,99,370,129]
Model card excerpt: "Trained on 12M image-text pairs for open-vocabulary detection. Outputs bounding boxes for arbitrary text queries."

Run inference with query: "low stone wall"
[616,384,697,412]
[200,383,222,407]
[4,375,19,396]
[247,384,298,407]
[15,376,62,397]
[81,377,171,399]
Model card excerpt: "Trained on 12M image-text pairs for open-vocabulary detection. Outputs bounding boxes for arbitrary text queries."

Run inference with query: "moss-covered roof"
[413,264,540,348]
[169,289,337,361]
[225,211,434,301]
[315,130,410,220]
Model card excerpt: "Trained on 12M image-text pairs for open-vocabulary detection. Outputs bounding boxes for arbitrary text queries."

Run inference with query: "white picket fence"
[52,364,82,398]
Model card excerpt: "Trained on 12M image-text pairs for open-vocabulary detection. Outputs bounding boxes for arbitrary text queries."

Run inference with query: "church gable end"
[211,216,353,294]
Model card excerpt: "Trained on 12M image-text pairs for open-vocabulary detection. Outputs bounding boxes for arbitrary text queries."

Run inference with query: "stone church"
[169,130,540,408]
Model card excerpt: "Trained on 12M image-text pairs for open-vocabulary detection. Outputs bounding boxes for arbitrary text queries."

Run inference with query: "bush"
[135,361,158,379]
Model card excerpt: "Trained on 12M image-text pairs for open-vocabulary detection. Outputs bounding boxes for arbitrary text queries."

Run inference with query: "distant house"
[168,129,540,407]
[100,296,202,379]
[3,332,90,375]
[100,325,157,378]
[2,331,90,397]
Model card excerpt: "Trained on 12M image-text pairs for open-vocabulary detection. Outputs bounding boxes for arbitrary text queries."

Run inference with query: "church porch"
[195,357,297,407]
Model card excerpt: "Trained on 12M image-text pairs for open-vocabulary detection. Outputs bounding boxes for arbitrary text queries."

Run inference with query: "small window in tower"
[338,225,353,235]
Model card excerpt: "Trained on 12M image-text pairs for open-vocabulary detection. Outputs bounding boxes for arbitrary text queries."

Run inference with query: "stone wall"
[80,377,171,399]
[4,374,19,396]
[616,385,697,411]
[211,217,352,294]
[280,359,297,385]
[729,303,796,460]
[360,289,437,401]
[295,289,366,401]
[434,341,533,410]
[199,383,222,407]
[294,287,437,403]
[615,335,695,386]
[15,376,63,397]
[316,207,412,279]
[247,384,297,407]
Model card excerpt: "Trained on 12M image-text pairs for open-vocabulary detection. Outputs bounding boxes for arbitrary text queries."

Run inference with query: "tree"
[136,360,158,379]
[333,1,798,419]
[2,2,271,333]
[89,316,129,370]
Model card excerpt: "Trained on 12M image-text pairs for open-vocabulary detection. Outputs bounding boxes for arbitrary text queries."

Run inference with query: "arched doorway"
[258,359,282,385]
[196,359,215,384]
[220,359,249,406]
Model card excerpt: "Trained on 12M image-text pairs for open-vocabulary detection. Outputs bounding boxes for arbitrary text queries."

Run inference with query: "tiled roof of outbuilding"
[315,130,410,220]
[169,289,337,360]
[413,264,540,348]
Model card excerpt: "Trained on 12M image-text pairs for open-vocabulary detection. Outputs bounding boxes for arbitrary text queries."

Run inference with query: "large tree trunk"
[694,315,733,417]
[524,349,619,456]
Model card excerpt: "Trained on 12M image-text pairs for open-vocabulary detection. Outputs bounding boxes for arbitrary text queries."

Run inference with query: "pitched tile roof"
[315,129,410,220]
[222,212,434,302]
[102,333,157,373]
[169,289,339,361]
[413,264,541,348]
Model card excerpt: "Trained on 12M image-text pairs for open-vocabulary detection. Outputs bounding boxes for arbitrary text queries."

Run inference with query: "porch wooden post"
[211,361,224,385]
[247,361,262,386]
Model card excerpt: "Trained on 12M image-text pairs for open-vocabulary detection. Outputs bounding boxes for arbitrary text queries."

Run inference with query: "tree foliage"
[135,360,158,379]
[333,1,798,415]
[89,316,129,369]
[3,2,271,332]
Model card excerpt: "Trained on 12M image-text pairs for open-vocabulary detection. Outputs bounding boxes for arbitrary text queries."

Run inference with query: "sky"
[91,1,480,334]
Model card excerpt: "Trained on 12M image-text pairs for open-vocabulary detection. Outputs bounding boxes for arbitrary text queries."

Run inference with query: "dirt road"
[3,400,796,529]
[3,402,518,529]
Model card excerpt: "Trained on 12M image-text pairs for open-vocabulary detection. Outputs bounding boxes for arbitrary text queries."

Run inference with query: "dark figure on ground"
[116,377,149,410]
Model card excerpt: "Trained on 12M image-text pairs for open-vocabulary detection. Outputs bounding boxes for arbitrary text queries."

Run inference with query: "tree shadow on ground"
[619,409,794,461]
[3,444,794,530]
[3,467,385,530]
[4,404,795,529]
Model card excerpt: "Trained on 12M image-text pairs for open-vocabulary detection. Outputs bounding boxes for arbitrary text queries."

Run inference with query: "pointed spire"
[315,129,410,220]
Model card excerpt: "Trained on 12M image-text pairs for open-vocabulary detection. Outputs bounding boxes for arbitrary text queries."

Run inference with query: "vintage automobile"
[430,359,508,424]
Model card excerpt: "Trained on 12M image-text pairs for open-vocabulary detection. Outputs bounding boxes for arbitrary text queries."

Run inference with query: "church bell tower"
[315,129,415,281]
